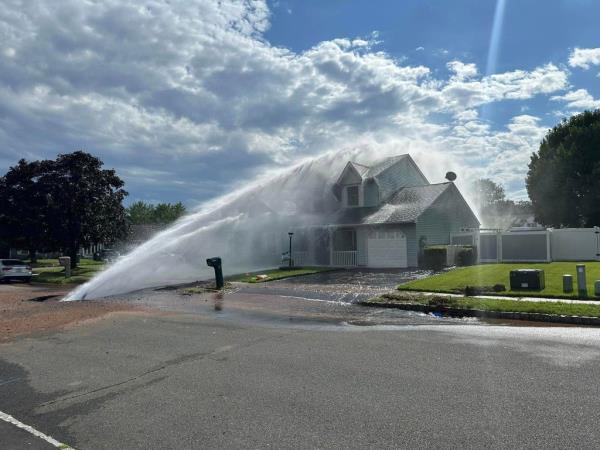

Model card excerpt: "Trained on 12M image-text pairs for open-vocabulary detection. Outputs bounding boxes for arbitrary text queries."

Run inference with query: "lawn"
[230,266,336,283]
[399,262,600,299]
[31,258,105,285]
[366,291,600,318]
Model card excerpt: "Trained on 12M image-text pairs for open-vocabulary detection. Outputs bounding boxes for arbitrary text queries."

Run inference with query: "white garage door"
[367,230,408,268]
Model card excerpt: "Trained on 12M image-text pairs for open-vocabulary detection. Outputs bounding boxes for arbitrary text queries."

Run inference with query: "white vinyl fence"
[551,228,600,261]
[451,227,600,263]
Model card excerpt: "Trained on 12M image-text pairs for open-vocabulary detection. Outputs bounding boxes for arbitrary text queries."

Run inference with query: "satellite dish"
[445,171,457,182]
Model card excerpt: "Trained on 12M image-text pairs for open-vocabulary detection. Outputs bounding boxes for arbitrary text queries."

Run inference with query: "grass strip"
[230,266,336,283]
[399,262,600,299]
[32,259,104,285]
[365,291,600,318]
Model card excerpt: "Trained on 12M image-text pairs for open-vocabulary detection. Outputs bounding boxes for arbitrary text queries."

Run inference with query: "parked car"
[0,259,33,283]
[94,249,120,262]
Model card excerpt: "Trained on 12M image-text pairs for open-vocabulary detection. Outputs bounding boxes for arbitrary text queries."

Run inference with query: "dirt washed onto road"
[0,284,142,342]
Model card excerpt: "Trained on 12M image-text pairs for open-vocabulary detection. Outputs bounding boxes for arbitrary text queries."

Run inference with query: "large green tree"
[127,201,186,225]
[39,151,128,267]
[0,159,51,262]
[526,109,600,227]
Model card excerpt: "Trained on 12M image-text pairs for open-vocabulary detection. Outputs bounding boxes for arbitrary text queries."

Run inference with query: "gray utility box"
[510,269,545,290]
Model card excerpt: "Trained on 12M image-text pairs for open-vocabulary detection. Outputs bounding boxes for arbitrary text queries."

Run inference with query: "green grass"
[368,291,600,317]
[230,266,335,283]
[400,262,600,299]
[31,258,105,285]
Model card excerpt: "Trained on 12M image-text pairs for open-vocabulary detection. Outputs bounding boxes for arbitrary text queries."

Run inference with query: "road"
[2,286,600,448]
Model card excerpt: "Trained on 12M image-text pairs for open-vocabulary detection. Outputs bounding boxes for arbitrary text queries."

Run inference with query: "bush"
[456,246,476,266]
[423,246,446,271]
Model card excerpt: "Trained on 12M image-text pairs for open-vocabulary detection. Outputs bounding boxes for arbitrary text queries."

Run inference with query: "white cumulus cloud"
[551,89,600,110]
[568,47,600,69]
[0,0,579,202]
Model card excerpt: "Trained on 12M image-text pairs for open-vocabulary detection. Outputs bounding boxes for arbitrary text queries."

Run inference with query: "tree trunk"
[28,248,37,264]
[68,245,79,269]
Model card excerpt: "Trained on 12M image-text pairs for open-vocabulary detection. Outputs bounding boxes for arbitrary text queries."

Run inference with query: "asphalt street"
[2,296,600,449]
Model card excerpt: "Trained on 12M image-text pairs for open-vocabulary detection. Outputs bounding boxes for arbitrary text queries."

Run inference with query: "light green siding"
[415,185,479,261]
[376,158,429,201]
[363,180,379,206]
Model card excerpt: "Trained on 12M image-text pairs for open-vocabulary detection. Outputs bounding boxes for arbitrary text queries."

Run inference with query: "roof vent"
[445,171,457,182]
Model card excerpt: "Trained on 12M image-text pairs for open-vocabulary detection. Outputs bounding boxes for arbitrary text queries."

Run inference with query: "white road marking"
[0,410,74,449]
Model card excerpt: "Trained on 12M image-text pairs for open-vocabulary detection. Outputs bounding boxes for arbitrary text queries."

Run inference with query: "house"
[293,154,480,268]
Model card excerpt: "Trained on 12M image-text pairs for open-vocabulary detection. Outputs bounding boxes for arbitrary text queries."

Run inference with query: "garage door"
[367,230,408,268]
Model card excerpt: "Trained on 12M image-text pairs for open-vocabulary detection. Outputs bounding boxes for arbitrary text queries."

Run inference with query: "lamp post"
[288,232,294,269]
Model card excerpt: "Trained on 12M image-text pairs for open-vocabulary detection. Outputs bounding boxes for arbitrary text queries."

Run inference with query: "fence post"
[497,231,503,263]
[546,229,552,262]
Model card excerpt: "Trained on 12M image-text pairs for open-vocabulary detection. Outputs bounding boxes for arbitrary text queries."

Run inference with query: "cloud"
[0,0,577,203]
[447,61,478,80]
[568,47,600,69]
[551,89,600,110]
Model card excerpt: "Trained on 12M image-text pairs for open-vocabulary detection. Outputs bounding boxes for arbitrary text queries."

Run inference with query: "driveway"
[235,268,432,303]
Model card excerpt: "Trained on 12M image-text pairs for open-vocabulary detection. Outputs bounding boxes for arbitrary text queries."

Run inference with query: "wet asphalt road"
[2,277,600,449]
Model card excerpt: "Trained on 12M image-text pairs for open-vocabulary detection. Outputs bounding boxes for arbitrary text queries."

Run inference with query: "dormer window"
[346,185,359,207]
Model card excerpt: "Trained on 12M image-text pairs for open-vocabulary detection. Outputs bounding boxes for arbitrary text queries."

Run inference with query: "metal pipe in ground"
[576,264,587,298]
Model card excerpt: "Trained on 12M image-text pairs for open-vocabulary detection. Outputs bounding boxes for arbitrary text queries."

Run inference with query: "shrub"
[493,283,506,292]
[423,246,446,271]
[464,285,483,296]
[456,246,476,266]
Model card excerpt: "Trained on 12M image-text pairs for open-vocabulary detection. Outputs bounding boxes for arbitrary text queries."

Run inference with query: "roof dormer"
[335,162,368,208]
[335,162,368,186]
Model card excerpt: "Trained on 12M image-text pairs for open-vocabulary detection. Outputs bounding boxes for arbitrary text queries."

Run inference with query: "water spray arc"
[66,151,360,300]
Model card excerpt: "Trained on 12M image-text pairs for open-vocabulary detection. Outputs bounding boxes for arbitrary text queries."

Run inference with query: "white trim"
[0,410,74,449]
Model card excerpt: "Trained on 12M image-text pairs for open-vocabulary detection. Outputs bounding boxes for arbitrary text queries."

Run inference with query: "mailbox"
[206,257,224,289]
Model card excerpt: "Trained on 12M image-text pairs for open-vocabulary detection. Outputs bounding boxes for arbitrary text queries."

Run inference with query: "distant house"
[293,154,479,268]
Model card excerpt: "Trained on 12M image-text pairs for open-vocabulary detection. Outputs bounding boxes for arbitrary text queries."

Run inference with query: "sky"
[1,0,599,206]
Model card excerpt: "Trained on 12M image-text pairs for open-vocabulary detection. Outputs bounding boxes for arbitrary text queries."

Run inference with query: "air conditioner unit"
[509,269,545,290]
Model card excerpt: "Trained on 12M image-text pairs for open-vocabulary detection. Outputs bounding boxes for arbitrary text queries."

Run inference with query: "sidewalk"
[417,291,600,305]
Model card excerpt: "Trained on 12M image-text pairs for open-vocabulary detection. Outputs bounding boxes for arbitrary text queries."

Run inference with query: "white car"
[0,259,33,283]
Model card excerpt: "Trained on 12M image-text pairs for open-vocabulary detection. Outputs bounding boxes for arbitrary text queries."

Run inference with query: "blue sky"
[267,0,600,127]
[0,0,599,205]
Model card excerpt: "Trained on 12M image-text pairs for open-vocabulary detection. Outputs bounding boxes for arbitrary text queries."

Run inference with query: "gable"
[417,183,480,226]
[337,162,363,186]
[373,156,429,202]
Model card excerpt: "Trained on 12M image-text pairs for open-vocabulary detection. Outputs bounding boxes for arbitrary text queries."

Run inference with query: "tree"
[39,151,128,268]
[127,201,155,224]
[471,178,514,228]
[471,178,507,209]
[526,109,600,227]
[127,201,186,225]
[0,159,51,262]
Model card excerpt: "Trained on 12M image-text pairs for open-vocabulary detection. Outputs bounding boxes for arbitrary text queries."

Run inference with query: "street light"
[288,232,294,269]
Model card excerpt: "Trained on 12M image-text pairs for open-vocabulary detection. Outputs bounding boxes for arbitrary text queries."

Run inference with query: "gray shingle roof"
[362,155,408,179]
[326,182,452,225]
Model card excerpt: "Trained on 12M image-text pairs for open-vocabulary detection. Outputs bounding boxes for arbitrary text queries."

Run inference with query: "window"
[346,185,359,206]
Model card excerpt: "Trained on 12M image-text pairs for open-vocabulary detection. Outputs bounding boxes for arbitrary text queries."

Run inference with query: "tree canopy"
[471,178,533,229]
[526,109,600,227]
[0,151,128,266]
[0,159,51,261]
[127,201,186,225]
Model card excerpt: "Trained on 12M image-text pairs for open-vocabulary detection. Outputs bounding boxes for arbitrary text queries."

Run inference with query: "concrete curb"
[359,301,600,326]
